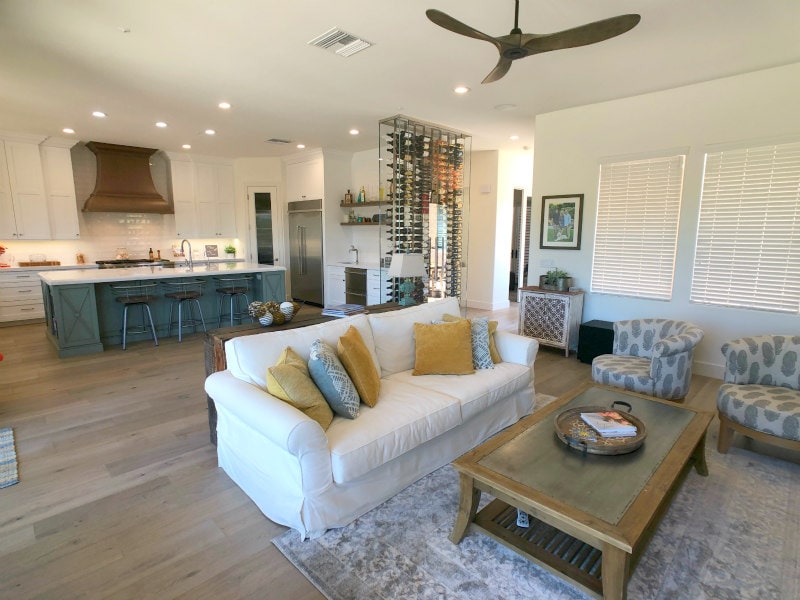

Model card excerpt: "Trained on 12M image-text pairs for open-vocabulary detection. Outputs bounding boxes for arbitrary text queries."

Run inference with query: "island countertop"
[38,262,286,285]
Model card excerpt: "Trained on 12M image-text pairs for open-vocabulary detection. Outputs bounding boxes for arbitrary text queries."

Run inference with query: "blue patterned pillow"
[308,339,360,419]
[470,317,494,370]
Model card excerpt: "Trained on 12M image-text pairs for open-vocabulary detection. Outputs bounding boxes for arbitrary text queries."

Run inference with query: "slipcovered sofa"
[592,318,704,400]
[717,335,800,454]
[204,297,539,538]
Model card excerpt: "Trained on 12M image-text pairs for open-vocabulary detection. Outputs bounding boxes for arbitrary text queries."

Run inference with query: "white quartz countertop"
[329,261,384,270]
[38,262,285,285]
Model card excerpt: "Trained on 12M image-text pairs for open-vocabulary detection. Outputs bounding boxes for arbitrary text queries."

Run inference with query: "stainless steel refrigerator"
[288,199,324,306]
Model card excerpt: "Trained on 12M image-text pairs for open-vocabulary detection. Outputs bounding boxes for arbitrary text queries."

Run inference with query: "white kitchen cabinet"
[40,141,80,240]
[0,270,44,322]
[0,140,51,240]
[367,268,389,305]
[170,159,198,238]
[286,157,323,202]
[325,265,345,306]
[166,155,235,238]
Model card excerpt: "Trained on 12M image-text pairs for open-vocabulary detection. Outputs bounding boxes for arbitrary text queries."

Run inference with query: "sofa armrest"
[494,330,539,367]
[653,329,704,358]
[205,371,329,457]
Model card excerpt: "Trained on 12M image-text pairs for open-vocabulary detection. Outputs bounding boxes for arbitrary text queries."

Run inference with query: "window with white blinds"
[591,154,685,300]
[691,141,800,313]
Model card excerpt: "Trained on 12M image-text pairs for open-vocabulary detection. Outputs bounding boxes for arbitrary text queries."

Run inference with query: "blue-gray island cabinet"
[39,264,286,357]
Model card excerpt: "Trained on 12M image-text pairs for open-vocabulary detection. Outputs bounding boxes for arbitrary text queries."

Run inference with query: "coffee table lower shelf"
[474,499,604,596]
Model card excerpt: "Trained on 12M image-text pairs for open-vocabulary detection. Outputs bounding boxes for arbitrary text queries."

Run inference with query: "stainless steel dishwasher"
[345,267,367,305]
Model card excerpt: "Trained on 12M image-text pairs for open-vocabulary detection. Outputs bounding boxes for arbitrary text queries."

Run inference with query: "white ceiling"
[2,0,799,158]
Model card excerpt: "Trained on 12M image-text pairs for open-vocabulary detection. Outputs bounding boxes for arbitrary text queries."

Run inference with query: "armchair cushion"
[718,384,800,442]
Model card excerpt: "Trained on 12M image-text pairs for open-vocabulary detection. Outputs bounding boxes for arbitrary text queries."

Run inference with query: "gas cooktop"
[96,259,174,269]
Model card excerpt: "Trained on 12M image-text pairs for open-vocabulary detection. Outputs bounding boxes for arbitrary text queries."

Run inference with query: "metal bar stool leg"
[122,305,129,350]
[144,303,159,346]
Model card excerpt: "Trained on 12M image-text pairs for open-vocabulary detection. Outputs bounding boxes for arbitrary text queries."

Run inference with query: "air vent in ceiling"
[308,27,372,57]
[266,138,292,144]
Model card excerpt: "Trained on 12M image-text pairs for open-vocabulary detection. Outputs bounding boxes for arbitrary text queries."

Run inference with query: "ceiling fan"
[426,1,641,84]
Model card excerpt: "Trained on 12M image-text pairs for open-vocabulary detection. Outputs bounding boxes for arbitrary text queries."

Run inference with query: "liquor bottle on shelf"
[357,185,366,203]
[344,189,353,204]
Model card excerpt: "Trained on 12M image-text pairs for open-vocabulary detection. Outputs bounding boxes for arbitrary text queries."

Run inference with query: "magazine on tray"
[580,410,638,437]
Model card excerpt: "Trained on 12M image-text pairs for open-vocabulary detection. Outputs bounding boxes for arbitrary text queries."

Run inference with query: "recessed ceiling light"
[349,129,359,135]
[204,129,216,135]
[92,111,106,118]
[62,128,75,134]
[509,135,519,141]
[296,144,306,149]
[494,104,518,112]
[182,144,191,149]
[454,86,470,94]
[218,102,231,109]
[117,27,131,33]
[155,121,167,128]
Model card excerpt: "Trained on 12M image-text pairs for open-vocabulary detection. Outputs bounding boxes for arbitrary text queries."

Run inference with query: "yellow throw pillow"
[412,320,474,375]
[442,313,502,364]
[266,347,333,430]
[338,326,381,407]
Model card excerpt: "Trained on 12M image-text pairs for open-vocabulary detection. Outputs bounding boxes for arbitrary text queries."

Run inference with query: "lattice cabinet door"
[518,287,584,357]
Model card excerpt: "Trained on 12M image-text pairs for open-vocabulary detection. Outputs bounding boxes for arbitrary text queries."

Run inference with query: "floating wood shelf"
[340,201,382,207]
[340,222,379,226]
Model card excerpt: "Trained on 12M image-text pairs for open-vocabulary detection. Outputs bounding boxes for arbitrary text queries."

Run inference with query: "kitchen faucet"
[181,239,193,269]
[349,245,359,264]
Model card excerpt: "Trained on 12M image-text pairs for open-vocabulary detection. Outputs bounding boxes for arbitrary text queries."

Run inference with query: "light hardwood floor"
[0,306,743,599]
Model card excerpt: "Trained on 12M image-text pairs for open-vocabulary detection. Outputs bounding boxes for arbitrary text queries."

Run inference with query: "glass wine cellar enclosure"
[379,115,471,304]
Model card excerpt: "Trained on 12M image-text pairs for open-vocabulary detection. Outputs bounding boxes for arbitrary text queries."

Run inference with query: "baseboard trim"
[694,360,724,380]
[465,298,511,311]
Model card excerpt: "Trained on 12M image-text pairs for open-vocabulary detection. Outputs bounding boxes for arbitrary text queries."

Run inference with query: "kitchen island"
[39,263,286,357]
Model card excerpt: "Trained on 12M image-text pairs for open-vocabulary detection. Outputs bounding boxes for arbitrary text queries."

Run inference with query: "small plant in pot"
[540,268,573,291]
[224,245,236,258]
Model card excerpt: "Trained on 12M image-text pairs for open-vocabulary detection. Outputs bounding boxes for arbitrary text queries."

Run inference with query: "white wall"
[348,148,382,265]
[529,62,800,377]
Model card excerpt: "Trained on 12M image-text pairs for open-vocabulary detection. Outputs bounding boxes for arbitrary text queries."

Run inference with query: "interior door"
[247,186,282,266]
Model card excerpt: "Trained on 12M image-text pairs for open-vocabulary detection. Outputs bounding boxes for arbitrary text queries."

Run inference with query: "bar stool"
[163,279,207,342]
[215,276,253,327]
[110,283,159,350]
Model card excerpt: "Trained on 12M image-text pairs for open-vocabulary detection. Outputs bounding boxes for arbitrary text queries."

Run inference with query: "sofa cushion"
[266,348,333,430]
[718,383,800,442]
[225,313,379,389]
[413,320,474,375]
[325,379,462,484]
[442,313,501,364]
[308,339,360,419]
[368,297,461,376]
[387,361,532,422]
[338,325,381,407]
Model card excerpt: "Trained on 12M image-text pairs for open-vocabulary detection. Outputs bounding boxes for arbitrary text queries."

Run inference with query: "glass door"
[247,186,281,266]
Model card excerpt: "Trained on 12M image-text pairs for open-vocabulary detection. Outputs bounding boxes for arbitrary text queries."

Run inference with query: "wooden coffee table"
[450,383,712,600]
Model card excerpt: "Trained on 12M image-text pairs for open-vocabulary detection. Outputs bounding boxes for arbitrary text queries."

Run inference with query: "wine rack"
[379,115,470,304]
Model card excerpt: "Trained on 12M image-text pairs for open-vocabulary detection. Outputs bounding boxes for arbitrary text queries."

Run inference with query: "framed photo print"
[540,194,583,250]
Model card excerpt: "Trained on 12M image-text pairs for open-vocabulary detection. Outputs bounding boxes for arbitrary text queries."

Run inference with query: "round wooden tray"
[554,403,647,455]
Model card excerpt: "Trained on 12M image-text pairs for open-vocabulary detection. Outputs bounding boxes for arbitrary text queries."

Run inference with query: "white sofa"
[204,297,539,539]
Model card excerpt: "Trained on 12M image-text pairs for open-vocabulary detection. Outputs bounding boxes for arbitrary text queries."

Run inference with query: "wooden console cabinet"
[518,286,584,357]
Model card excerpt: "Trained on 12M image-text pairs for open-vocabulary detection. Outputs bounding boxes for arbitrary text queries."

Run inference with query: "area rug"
[0,427,19,488]
[273,409,800,599]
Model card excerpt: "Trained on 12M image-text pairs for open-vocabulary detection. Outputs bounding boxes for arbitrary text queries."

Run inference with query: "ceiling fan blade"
[523,14,640,54]
[426,9,502,52]
[482,57,513,84]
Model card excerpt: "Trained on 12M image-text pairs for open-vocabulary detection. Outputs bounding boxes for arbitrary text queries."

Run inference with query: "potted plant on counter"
[539,268,573,291]
[224,245,236,259]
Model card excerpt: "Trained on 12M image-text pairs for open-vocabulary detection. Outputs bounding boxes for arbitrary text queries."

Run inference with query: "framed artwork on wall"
[540,194,583,250]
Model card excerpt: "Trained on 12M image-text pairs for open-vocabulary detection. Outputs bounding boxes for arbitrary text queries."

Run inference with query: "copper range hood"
[82,141,173,214]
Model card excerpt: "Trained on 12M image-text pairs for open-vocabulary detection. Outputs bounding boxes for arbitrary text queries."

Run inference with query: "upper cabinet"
[0,137,51,239]
[166,154,236,238]
[0,133,80,241]
[285,156,323,202]
[40,138,80,240]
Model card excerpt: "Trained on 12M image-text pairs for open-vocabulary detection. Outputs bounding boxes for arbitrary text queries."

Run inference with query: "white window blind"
[691,141,800,313]
[591,154,685,300]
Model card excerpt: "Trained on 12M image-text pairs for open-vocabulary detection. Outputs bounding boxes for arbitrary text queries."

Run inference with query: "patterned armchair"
[591,319,704,400]
[717,335,800,454]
